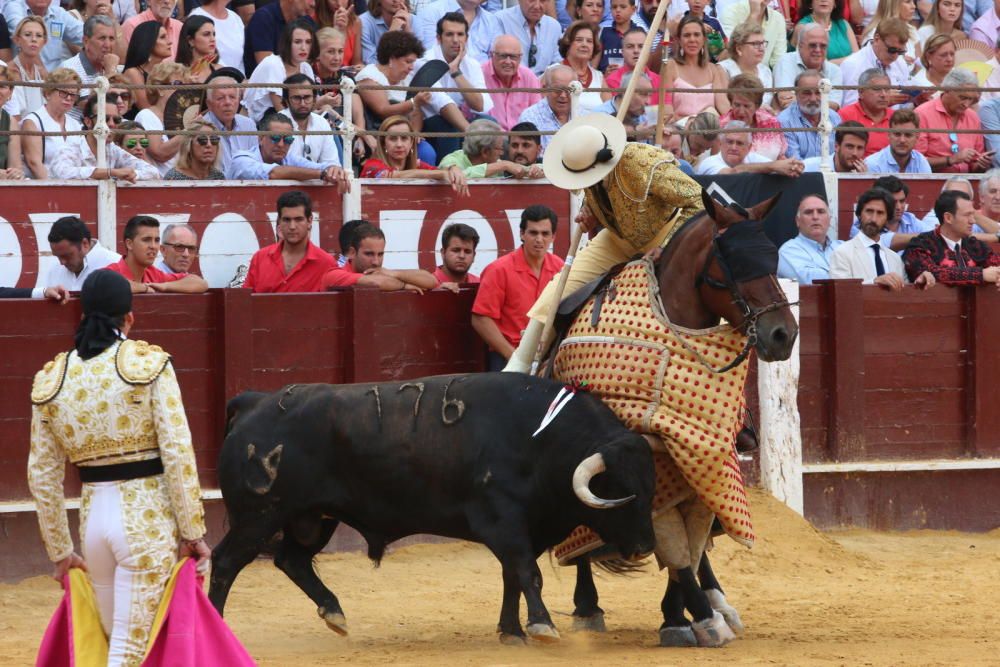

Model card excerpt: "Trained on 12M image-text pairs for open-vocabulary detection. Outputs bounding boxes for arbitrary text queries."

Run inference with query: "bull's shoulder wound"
[30,351,70,405]
[115,339,172,386]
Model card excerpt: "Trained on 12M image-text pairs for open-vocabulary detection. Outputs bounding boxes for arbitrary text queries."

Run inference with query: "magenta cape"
[37,559,255,667]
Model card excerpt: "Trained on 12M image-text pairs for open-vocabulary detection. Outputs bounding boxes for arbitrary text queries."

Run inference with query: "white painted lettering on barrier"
[379,209,426,270]
[200,214,259,287]
[0,219,23,286]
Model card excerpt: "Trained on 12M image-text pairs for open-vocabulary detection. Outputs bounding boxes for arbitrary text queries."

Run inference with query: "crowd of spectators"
[3,0,1000,180]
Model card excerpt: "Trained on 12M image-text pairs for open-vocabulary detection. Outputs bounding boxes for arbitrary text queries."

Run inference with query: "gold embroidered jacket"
[28,340,206,562]
[584,143,704,251]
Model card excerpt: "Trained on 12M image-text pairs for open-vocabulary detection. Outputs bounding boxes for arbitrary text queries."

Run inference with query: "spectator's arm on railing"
[148,274,210,294]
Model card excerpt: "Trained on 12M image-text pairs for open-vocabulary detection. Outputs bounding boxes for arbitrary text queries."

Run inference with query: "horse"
[550,189,798,647]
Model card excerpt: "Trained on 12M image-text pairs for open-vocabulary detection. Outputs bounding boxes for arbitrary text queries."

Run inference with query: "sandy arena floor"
[2,489,998,666]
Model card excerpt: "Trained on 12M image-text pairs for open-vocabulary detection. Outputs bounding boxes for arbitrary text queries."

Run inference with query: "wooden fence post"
[965,286,1000,458]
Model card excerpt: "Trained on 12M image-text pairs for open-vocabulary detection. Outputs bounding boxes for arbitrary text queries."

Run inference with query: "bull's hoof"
[498,633,528,646]
[526,623,561,643]
[318,607,348,636]
[692,611,735,648]
[705,589,745,637]
[659,625,697,647]
[571,613,607,633]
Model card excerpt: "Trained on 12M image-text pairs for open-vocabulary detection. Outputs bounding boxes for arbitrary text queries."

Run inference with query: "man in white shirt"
[772,23,843,109]
[44,215,120,290]
[280,73,341,165]
[695,121,805,176]
[830,187,934,290]
[838,18,912,107]
[57,14,118,103]
[497,0,561,76]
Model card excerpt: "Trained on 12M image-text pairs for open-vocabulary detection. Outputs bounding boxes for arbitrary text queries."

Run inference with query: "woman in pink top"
[719,74,787,160]
[662,16,730,123]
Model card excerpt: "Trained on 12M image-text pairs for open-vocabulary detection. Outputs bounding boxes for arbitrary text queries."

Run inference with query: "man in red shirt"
[322,223,439,291]
[836,69,893,159]
[104,216,209,294]
[435,223,481,288]
[243,191,337,293]
[471,205,564,371]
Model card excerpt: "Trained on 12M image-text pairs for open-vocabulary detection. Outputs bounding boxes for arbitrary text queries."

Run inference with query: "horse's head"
[694,191,798,362]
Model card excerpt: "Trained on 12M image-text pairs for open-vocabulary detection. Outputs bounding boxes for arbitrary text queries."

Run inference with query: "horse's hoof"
[705,589,745,636]
[318,607,348,636]
[659,625,697,647]
[571,613,607,632]
[526,623,561,643]
[692,611,735,647]
[499,633,528,646]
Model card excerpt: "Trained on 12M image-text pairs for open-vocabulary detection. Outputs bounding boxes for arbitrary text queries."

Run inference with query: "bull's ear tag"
[532,386,577,438]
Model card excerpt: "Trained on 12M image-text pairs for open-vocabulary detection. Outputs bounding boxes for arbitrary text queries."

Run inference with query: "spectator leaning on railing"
[359,114,469,194]
[44,214,120,290]
[228,111,349,186]
[155,223,199,275]
[507,121,542,167]
[321,221,439,291]
[804,121,869,172]
[434,222,480,287]
[50,93,159,181]
[915,68,992,173]
[696,120,804,176]
[104,215,209,293]
[439,117,539,178]
[779,69,842,161]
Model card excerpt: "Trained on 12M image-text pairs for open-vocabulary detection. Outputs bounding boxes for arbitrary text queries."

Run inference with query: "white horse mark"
[278,384,298,412]
[398,382,425,416]
[247,443,284,495]
[441,378,466,425]
[367,386,382,424]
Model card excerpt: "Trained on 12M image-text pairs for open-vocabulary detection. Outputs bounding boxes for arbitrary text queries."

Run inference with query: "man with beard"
[803,122,869,173]
[280,73,340,165]
[773,69,832,146]
[830,188,934,290]
[904,190,1000,286]
[322,222,439,291]
[508,121,543,174]
[435,223,481,286]
[849,175,934,252]
[104,216,209,293]
[778,195,842,285]
[865,110,931,174]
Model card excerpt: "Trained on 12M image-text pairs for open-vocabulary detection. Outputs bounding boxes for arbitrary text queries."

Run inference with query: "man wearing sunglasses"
[50,93,159,182]
[839,18,912,108]
[916,68,994,173]
[155,224,200,275]
[228,112,350,191]
[482,34,541,131]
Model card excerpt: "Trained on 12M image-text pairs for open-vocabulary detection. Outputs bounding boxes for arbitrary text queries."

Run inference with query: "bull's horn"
[572,453,636,509]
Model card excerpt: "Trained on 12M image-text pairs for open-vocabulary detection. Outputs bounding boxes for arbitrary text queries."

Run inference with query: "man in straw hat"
[28,270,211,665]
[503,113,704,372]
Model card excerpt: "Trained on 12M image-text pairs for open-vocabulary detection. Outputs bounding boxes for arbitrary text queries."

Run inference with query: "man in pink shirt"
[322,223,438,291]
[482,34,541,131]
[915,69,993,173]
[122,0,183,58]
[970,0,1000,47]
[434,223,481,287]
[603,27,665,105]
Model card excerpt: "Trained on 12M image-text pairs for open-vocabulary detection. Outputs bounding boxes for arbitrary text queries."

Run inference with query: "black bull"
[209,373,656,643]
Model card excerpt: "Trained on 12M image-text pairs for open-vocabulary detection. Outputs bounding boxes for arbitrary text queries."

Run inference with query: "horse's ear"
[746,193,782,222]
[701,188,721,222]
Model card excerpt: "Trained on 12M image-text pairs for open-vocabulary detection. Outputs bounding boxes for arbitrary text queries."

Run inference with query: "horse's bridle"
[688,232,792,374]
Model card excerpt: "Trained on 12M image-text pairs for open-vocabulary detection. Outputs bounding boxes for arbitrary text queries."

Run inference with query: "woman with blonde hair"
[20,68,82,179]
[316,0,362,68]
[165,120,225,180]
[720,22,773,110]
[661,15,730,123]
[8,16,48,117]
[0,64,25,179]
[916,0,966,46]
[860,0,921,64]
[134,61,189,176]
[910,34,957,104]
[360,115,468,195]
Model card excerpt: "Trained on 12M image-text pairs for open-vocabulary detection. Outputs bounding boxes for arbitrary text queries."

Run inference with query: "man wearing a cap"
[28,270,211,664]
[503,113,703,372]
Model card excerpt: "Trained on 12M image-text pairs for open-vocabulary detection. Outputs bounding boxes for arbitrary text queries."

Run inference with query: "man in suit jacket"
[830,187,935,291]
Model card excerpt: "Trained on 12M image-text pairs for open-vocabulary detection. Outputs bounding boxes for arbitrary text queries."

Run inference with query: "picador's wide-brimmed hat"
[543,114,627,190]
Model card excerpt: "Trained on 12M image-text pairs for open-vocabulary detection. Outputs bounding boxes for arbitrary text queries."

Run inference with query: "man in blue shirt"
[588,71,655,143]
[778,69,840,161]
[4,0,83,71]
[864,109,932,174]
[229,113,350,187]
[361,0,410,64]
[202,75,259,176]
[498,0,561,76]
[244,0,315,74]
[778,194,842,284]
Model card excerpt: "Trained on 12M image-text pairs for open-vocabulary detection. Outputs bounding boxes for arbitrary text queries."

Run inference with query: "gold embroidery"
[116,340,171,385]
[30,352,69,405]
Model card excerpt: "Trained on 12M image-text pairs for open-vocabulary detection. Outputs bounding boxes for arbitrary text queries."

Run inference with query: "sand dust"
[2,488,998,666]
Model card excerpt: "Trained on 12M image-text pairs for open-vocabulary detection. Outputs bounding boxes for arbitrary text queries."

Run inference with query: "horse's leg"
[658,572,696,647]
[699,551,744,636]
[571,557,606,632]
[680,499,736,647]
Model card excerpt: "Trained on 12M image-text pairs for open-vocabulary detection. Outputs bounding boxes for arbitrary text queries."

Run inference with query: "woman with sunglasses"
[719,22,773,110]
[176,15,220,84]
[244,18,318,123]
[114,120,155,165]
[123,21,174,112]
[107,73,134,118]
[21,68,82,180]
[134,62,189,177]
[8,17,48,118]
[360,115,468,195]
[165,120,225,180]
[0,64,25,180]
[794,0,858,64]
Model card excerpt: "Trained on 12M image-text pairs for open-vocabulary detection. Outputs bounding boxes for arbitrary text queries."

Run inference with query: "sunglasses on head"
[269,135,295,145]
[125,138,149,148]
[195,135,220,146]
